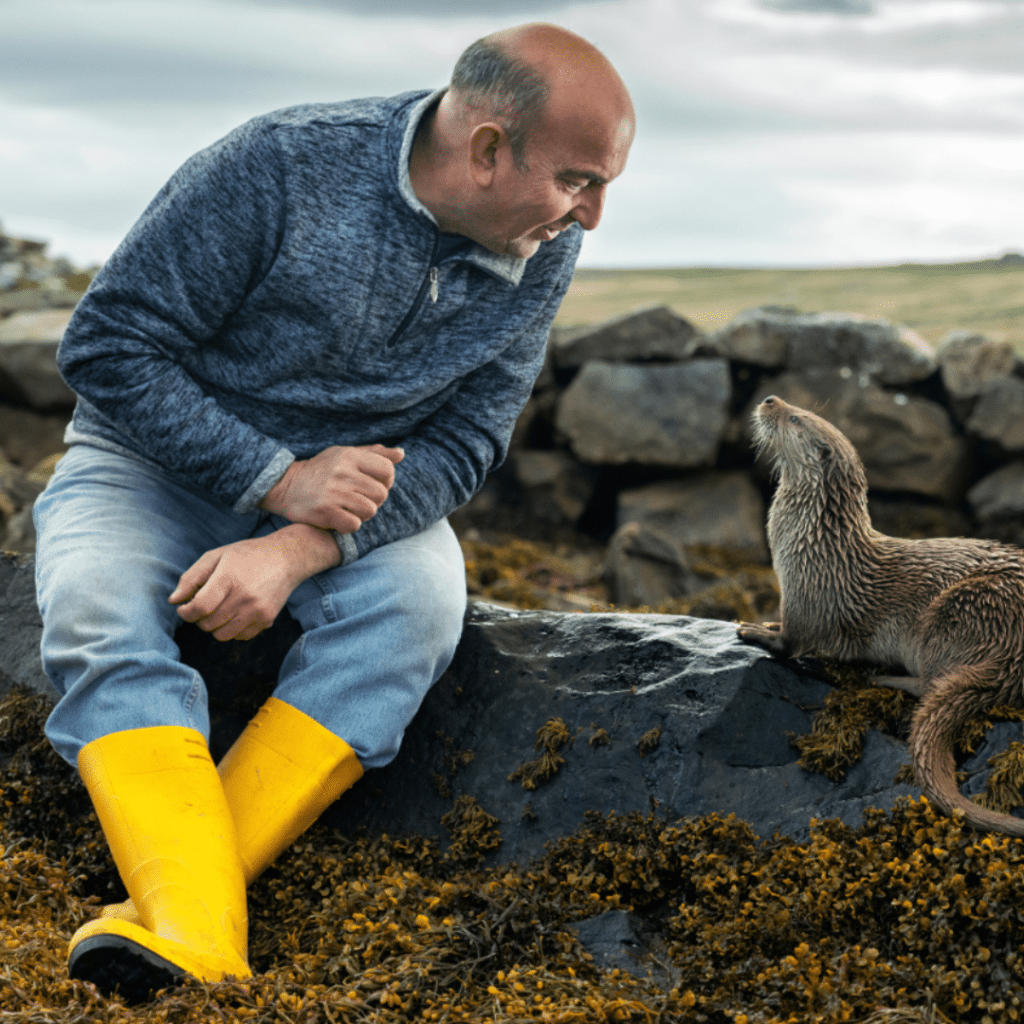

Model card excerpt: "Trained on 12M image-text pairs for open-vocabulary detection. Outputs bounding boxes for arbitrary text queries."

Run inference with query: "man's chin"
[504,237,543,260]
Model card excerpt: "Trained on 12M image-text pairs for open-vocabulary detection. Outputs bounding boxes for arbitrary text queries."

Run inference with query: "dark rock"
[0,558,919,867]
[0,552,54,698]
[510,449,600,525]
[603,521,704,606]
[3,507,38,554]
[867,496,972,540]
[966,377,1024,452]
[556,359,731,467]
[715,307,935,384]
[0,404,70,469]
[568,910,677,986]
[551,305,702,370]
[936,330,1019,411]
[967,461,1024,525]
[0,310,77,410]
[615,471,768,561]
[326,602,918,864]
[960,721,1024,825]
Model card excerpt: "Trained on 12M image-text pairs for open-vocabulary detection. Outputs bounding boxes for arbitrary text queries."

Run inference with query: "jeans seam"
[183,671,202,722]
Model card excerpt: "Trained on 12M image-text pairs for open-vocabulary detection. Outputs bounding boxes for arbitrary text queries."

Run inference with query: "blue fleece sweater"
[58,89,583,562]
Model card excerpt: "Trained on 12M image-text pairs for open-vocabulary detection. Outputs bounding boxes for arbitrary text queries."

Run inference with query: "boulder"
[556,359,731,468]
[0,553,55,699]
[551,305,702,370]
[0,309,77,410]
[716,307,936,385]
[0,554,921,867]
[0,262,20,291]
[0,404,69,469]
[615,471,769,561]
[602,520,704,607]
[328,603,919,863]
[965,377,1024,453]
[510,448,600,525]
[746,371,970,502]
[967,461,1024,524]
[0,461,47,546]
[936,330,1019,407]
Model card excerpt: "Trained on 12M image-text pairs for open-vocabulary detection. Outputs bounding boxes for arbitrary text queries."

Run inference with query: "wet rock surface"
[331,602,917,865]
[0,552,917,866]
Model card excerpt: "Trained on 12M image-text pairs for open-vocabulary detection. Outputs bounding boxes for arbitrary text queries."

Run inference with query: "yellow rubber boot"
[67,727,251,1001]
[101,698,362,926]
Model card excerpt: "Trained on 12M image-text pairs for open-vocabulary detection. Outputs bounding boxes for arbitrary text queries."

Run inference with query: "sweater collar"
[395,88,527,288]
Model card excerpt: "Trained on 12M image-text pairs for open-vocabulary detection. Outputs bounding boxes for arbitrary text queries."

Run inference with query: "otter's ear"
[817,442,834,460]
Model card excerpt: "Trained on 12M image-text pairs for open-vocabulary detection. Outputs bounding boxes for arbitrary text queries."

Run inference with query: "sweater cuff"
[333,531,359,566]
[232,448,296,515]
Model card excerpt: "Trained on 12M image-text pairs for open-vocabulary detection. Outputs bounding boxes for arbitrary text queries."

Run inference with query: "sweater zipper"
[384,238,440,349]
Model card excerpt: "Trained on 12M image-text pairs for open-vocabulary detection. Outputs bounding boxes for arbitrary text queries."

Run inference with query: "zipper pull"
[429,266,439,303]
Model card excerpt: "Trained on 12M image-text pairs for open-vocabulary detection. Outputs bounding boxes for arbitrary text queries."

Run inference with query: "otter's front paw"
[737,621,791,656]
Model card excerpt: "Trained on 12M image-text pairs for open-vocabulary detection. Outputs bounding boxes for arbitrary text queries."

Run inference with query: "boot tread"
[68,932,184,1003]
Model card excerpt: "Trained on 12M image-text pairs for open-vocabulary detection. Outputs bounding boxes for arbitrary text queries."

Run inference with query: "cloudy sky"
[1,0,1022,269]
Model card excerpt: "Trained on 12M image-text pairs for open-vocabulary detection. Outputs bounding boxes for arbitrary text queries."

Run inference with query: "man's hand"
[169,524,341,641]
[259,444,404,533]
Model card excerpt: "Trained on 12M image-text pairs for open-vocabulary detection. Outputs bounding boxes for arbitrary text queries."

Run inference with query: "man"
[33,22,634,999]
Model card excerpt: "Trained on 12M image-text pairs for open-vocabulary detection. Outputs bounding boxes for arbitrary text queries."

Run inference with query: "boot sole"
[68,932,185,1003]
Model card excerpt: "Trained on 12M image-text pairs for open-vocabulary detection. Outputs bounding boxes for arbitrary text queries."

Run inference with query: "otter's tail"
[909,664,1024,837]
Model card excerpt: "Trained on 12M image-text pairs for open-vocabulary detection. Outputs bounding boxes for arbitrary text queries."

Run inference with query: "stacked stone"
[504,301,1024,607]
[0,224,92,552]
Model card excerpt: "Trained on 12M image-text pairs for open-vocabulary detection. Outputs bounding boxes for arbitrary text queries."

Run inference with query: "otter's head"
[752,396,868,495]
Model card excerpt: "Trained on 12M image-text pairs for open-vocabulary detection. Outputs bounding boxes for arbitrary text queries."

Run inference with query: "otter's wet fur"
[739,395,1024,836]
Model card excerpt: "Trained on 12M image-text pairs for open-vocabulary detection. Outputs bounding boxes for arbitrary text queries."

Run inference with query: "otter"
[738,394,1024,836]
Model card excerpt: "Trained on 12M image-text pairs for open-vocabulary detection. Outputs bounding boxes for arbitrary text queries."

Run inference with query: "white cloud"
[2,0,1023,266]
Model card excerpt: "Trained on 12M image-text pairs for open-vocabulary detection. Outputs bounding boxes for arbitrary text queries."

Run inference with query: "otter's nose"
[763,396,778,406]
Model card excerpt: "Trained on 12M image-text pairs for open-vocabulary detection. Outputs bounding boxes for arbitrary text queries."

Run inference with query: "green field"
[555,257,1024,352]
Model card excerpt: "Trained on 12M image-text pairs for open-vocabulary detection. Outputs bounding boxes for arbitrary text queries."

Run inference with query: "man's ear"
[468,123,504,187]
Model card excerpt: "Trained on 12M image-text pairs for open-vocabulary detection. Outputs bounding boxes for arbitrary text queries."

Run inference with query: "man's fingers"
[336,489,384,521]
[355,446,404,487]
[260,444,404,530]
[231,623,266,642]
[322,509,367,535]
[193,604,237,633]
[211,619,243,642]
[362,443,404,465]
[169,550,221,605]
[175,576,232,624]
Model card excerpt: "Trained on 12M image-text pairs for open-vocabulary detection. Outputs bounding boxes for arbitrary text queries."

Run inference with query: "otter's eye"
[789,415,799,423]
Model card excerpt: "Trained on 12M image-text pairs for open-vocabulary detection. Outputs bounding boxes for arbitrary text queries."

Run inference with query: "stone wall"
[504,302,1024,606]
[0,225,91,550]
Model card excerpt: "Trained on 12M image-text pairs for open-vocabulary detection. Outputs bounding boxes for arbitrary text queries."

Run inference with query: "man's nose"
[571,184,607,231]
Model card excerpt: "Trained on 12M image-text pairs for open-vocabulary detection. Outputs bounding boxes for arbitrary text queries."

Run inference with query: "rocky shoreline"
[4,224,1024,1021]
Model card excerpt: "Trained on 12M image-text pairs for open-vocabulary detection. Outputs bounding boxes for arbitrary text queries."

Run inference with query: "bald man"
[34,23,634,998]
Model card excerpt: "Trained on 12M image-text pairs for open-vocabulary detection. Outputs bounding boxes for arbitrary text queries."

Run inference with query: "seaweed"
[508,718,570,791]
[7,688,1024,1021]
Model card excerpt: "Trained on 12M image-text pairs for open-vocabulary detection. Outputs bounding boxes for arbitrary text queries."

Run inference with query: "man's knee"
[386,535,467,651]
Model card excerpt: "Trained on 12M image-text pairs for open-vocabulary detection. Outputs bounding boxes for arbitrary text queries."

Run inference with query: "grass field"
[555,256,1024,352]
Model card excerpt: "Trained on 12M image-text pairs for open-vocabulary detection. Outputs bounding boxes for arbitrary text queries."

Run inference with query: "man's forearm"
[170,522,342,642]
[272,522,343,579]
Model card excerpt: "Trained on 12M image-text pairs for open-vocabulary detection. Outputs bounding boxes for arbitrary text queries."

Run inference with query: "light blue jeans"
[33,444,467,769]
